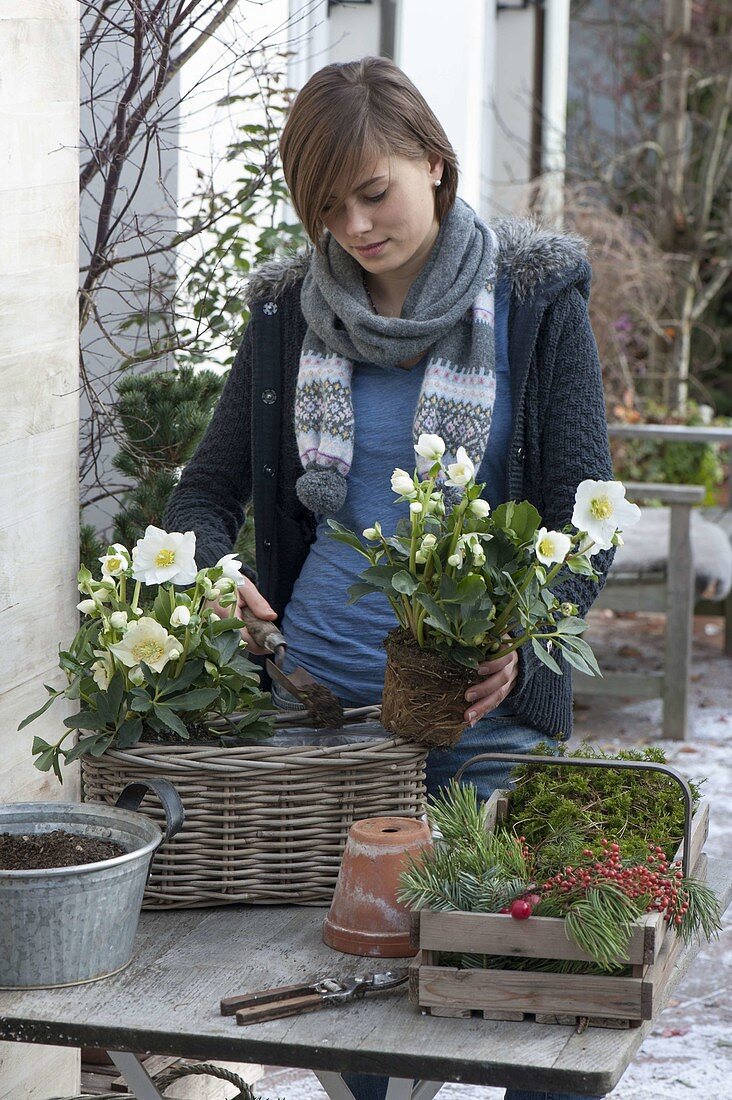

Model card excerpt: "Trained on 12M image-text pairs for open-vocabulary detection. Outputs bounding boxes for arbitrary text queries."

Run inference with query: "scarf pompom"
[295,466,348,517]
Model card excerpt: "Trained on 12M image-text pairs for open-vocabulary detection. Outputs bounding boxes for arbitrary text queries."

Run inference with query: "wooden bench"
[575,424,732,741]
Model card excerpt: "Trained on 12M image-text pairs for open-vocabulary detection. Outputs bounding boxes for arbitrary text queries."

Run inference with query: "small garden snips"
[220,969,409,1025]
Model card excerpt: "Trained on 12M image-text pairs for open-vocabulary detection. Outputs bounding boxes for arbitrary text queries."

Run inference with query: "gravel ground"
[256,610,732,1100]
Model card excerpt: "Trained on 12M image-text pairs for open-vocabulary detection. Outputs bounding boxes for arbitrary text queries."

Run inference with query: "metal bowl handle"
[453,752,695,880]
[115,778,185,842]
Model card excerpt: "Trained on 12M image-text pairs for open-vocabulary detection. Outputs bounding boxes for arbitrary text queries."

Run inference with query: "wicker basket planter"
[80,719,427,908]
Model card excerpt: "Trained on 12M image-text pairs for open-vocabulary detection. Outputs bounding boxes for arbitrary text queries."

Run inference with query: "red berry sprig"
[541,838,689,927]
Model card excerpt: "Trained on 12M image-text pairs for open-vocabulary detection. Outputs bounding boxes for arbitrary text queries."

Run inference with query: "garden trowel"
[236,606,345,729]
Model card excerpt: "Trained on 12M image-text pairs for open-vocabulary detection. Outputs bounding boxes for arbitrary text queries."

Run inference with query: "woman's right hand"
[207,579,279,655]
[233,580,279,656]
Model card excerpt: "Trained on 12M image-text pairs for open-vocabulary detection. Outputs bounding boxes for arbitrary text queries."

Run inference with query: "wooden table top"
[1,857,730,1096]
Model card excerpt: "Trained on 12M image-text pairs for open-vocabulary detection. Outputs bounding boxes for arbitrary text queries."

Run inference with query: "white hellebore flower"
[390,468,417,498]
[470,498,491,518]
[363,526,381,541]
[216,553,248,587]
[572,480,641,550]
[447,552,463,568]
[409,501,423,515]
[77,599,96,615]
[415,550,428,564]
[414,433,446,463]
[91,650,113,691]
[91,662,110,691]
[535,528,572,566]
[109,611,128,631]
[421,534,437,549]
[445,447,476,489]
[170,604,191,628]
[99,544,129,578]
[131,526,197,585]
[109,617,180,674]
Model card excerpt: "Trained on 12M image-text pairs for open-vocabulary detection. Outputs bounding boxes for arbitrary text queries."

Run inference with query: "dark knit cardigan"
[164,218,615,739]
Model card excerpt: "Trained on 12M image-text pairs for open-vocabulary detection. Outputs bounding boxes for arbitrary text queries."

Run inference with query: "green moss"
[506,743,702,877]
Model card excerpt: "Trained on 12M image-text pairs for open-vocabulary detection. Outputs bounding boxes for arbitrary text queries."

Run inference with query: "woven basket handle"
[454,751,695,880]
[115,778,185,842]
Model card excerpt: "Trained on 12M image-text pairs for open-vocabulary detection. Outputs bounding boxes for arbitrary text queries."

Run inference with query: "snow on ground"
[257,611,732,1100]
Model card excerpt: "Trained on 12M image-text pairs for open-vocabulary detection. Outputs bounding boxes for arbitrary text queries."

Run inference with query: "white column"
[396,0,491,215]
[0,0,81,1094]
[541,0,570,227]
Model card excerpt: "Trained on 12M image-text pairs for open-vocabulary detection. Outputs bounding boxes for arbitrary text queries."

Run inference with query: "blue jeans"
[345,715,604,1100]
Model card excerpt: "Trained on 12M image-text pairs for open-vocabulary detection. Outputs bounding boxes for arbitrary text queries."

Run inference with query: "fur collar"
[244,216,588,306]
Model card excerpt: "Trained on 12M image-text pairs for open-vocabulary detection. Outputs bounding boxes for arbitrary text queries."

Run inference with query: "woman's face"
[322,153,444,278]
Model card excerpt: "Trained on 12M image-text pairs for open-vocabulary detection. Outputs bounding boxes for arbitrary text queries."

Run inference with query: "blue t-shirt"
[280,277,513,707]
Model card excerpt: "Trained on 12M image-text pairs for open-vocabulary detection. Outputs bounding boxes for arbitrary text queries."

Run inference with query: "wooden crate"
[409,792,709,1029]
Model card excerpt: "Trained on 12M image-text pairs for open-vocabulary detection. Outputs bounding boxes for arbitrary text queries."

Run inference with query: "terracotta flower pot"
[323,816,432,957]
[381,628,478,748]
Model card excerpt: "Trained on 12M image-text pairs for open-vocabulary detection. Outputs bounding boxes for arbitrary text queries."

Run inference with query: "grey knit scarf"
[295,197,499,516]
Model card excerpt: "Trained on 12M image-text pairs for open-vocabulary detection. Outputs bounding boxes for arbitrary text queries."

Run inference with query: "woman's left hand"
[464,651,519,726]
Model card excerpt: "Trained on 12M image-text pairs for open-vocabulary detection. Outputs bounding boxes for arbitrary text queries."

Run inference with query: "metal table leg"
[411,1084,443,1100]
[316,1072,443,1100]
[108,1051,166,1100]
[316,1071,359,1100]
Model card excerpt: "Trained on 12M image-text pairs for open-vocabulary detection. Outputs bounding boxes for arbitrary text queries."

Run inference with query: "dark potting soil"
[0,830,125,870]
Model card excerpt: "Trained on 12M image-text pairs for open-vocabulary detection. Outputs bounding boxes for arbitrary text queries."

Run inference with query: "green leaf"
[531,637,563,675]
[392,570,419,595]
[554,616,587,636]
[163,688,219,712]
[64,734,110,764]
[439,574,459,601]
[347,581,382,604]
[555,644,595,678]
[211,629,241,665]
[361,564,404,590]
[152,704,191,738]
[562,635,603,677]
[210,617,243,636]
[157,659,204,697]
[455,575,487,606]
[325,520,373,559]
[413,593,452,635]
[18,691,62,730]
[116,716,144,749]
[34,747,58,774]
[383,535,413,556]
[460,616,491,641]
[62,711,113,732]
[510,501,542,542]
[490,501,515,533]
[566,555,597,577]
[449,648,480,670]
[105,670,126,720]
[31,736,52,754]
[88,735,114,757]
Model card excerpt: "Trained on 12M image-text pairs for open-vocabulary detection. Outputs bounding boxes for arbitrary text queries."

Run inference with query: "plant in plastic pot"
[20,528,275,780]
[328,434,641,747]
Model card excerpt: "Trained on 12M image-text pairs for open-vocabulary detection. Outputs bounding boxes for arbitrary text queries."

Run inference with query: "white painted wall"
[0,0,81,1095]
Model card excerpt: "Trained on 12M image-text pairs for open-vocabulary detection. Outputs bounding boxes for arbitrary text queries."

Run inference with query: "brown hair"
[279,57,459,248]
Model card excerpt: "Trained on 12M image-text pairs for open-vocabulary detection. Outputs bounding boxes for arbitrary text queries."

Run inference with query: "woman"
[164,57,612,1100]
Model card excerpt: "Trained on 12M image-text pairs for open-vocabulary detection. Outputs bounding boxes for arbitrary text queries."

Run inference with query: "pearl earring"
[434,179,442,188]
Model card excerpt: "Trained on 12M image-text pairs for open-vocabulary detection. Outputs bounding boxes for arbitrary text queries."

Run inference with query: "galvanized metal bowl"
[0,779,183,989]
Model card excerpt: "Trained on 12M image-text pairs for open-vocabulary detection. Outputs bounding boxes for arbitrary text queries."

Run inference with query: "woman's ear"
[428,153,444,184]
